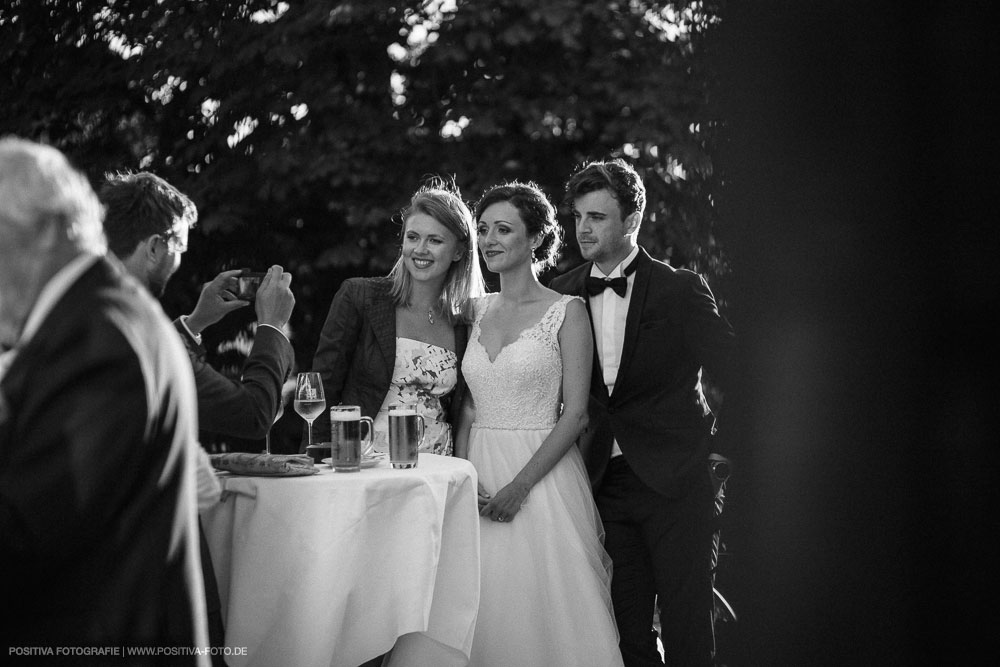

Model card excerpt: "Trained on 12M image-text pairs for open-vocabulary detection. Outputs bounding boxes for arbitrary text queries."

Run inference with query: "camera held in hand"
[235,270,266,300]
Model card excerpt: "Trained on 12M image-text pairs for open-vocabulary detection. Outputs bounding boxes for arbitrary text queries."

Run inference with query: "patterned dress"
[462,294,623,667]
[372,337,457,455]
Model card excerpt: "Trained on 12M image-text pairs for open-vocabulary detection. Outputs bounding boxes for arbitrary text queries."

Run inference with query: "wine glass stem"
[307,421,314,446]
[265,430,271,455]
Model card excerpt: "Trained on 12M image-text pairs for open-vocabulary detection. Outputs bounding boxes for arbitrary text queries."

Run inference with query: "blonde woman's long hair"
[388,181,485,323]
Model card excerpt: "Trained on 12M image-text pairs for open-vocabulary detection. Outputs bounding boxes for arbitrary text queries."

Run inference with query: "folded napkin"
[209,452,319,477]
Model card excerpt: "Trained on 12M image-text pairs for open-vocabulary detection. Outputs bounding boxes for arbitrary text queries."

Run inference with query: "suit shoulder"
[642,253,679,274]
[81,274,190,381]
[338,276,391,298]
[672,267,716,293]
[329,277,379,310]
[87,262,167,333]
[550,262,590,291]
[648,259,702,285]
[337,275,376,292]
[672,267,704,283]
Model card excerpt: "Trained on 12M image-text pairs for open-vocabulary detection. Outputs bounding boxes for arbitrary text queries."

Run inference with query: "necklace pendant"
[427,307,435,325]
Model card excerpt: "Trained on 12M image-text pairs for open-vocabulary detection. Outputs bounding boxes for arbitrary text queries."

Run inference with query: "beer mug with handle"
[329,405,373,472]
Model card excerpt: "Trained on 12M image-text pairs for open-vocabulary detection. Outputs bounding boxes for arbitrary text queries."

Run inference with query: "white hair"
[0,137,106,254]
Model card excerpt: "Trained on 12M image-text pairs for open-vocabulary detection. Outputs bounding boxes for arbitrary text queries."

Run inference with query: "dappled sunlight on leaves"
[1,0,728,363]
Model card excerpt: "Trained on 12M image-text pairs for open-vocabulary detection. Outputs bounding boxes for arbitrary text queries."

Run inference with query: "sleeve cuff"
[178,315,203,346]
[257,322,290,344]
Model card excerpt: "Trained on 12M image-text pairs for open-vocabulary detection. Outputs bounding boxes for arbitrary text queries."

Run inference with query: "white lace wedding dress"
[463,294,623,667]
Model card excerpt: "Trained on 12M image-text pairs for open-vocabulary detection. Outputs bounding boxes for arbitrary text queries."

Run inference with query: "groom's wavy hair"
[563,158,646,223]
[388,175,485,324]
[473,180,563,273]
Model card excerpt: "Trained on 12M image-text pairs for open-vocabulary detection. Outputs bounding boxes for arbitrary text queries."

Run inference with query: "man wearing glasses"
[101,171,295,442]
[101,170,295,660]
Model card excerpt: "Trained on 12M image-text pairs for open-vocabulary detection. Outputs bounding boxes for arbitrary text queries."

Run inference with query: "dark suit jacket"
[0,257,208,658]
[307,276,470,447]
[174,318,294,440]
[550,247,735,498]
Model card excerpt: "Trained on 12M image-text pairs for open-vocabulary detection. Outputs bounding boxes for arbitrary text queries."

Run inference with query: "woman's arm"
[452,388,493,509]
[452,389,476,460]
[480,298,592,522]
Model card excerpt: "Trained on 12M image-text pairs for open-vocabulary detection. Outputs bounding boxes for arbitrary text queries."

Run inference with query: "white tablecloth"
[202,453,480,667]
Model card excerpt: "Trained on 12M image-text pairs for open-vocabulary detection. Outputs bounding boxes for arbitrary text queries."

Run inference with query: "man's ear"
[142,234,161,262]
[624,212,641,235]
[127,234,162,271]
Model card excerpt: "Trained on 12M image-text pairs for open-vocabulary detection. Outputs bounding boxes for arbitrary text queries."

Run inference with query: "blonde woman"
[306,181,484,455]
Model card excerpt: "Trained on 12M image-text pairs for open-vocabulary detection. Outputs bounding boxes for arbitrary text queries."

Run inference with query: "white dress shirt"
[588,246,640,458]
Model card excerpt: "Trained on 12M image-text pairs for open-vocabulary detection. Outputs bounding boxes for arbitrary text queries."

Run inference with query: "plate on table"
[321,453,387,469]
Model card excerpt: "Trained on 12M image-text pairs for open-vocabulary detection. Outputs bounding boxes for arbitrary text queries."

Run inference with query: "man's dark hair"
[100,171,197,258]
[563,158,646,220]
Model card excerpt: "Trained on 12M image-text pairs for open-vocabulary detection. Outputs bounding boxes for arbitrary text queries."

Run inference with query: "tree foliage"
[1,0,726,364]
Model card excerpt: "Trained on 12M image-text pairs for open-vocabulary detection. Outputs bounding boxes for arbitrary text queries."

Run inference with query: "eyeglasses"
[709,460,731,483]
[158,233,188,254]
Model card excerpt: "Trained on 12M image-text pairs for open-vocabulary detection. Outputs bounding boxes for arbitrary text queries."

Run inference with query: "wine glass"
[263,391,287,455]
[294,372,326,449]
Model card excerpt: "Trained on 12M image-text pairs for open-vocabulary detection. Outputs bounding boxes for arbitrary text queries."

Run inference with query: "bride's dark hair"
[473,181,563,272]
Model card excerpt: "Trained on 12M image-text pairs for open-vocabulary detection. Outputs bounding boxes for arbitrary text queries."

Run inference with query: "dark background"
[712,2,998,663]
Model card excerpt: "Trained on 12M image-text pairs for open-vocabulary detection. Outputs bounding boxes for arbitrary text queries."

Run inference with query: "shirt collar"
[590,246,640,279]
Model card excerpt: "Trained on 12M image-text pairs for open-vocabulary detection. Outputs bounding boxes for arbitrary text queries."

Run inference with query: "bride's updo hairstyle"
[473,181,563,273]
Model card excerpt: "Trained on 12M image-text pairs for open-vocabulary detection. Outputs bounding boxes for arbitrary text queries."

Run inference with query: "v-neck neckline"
[476,295,563,364]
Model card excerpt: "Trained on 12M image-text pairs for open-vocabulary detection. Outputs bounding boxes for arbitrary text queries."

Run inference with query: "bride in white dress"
[455,182,624,667]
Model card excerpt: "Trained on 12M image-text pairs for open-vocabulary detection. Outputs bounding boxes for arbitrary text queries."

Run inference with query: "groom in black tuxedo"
[550,159,734,666]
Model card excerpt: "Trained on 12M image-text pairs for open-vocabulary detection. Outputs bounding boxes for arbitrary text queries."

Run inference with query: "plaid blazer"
[306,276,469,446]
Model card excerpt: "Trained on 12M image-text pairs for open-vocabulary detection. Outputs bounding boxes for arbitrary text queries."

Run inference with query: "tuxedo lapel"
[615,249,651,392]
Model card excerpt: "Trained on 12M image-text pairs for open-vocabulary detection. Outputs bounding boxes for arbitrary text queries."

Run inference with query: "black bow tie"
[585,257,638,298]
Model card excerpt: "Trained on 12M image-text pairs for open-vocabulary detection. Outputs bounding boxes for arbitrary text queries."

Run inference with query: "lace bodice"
[463,294,579,430]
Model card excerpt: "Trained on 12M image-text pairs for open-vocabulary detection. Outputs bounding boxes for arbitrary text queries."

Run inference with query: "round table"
[201,453,480,667]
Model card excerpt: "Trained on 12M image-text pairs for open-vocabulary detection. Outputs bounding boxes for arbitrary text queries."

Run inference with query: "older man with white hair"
[0,137,210,664]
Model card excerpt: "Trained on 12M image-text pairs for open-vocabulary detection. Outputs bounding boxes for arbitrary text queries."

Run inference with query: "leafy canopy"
[1,0,726,359]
